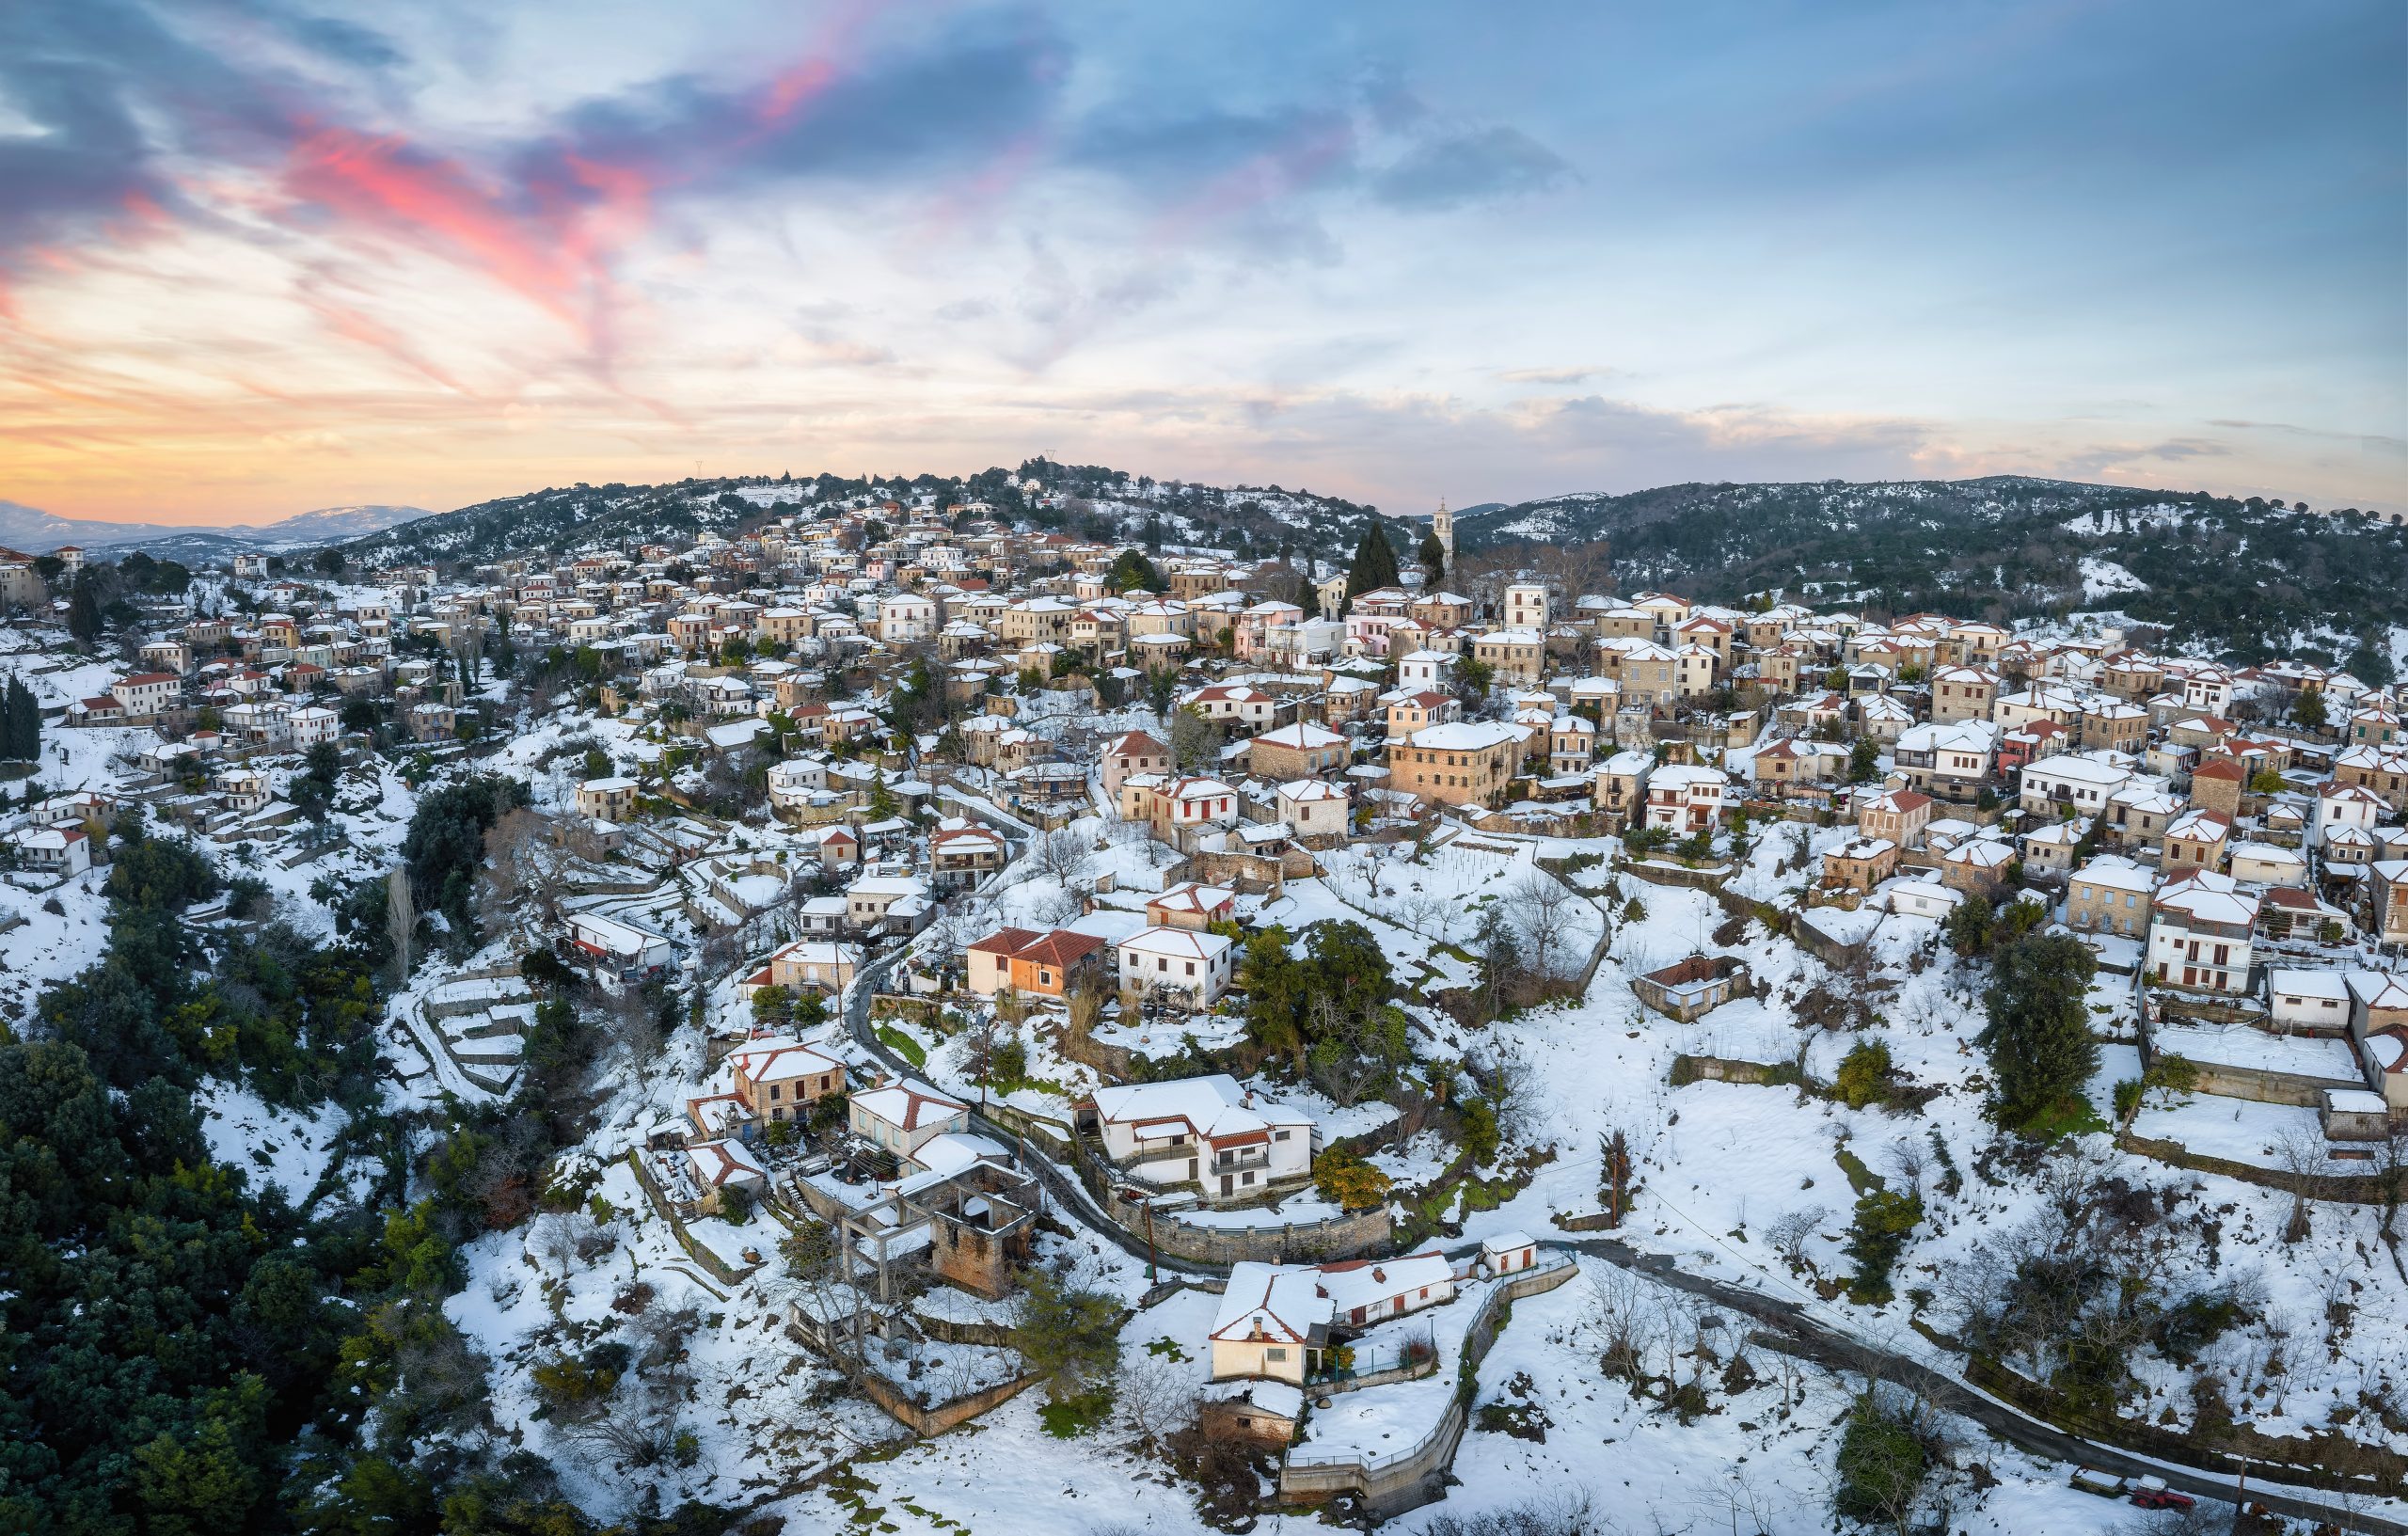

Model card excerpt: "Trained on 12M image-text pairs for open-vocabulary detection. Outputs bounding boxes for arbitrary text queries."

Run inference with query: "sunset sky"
[2,0,2401,527]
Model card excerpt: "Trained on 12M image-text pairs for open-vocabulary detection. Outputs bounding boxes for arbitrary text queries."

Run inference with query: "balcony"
[1208,1147,1273,1175]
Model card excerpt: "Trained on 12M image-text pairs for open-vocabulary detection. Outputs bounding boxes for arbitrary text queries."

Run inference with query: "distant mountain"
[1454,476,2408,666]
[0,500,428,556]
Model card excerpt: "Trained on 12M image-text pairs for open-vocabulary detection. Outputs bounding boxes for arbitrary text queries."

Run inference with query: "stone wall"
[1277,1254,1578,1517]
[982,1101,1396,1264]
[854,1367,1045,1437]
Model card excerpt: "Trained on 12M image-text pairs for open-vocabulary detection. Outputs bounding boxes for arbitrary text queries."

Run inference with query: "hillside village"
[4,474,2408,1535]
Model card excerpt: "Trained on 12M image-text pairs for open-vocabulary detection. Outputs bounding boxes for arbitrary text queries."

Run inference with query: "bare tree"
[599,982,667,1068]
[1028,827,1093,884]
[478,805,566,943]
[1466,1040,1539,1145]
[1111,1353,1194,1451]
[1766,1205,1829,1273]
[1507,871,1587,984]
[386,864,415,978]
[1027,879,1086,928]
[2272,1125,2324,1243]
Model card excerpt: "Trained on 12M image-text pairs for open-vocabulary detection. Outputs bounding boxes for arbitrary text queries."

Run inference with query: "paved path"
[1549,1233,2406,1536]
[839,941,1212,1277]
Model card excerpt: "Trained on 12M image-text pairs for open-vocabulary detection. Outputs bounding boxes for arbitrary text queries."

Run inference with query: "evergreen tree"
[1976,932,2099,1130]
[68,579,103,646]
[1343,523,1401,601]
[1847,738,1879,784]
[1417,531,1446,581]
[3,675,38,761]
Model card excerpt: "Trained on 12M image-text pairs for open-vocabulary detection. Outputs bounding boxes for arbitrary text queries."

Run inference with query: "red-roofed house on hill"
[963,926,1105,999]
[728,1037,846,1128]
[109,673,182,721]
[2189,756,2245,818]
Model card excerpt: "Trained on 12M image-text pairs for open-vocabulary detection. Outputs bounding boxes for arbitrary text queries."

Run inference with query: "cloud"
[1370,125,1569,209]
[2057,437,2234,477]
[1497,365,1618,386]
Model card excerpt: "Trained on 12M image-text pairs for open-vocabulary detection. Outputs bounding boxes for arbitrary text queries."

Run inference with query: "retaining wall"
[1276,1252,1578,1516]
[854,1367,1045,1436]
[2117,1131,2400,1205]
[1967,1354,2407,1497]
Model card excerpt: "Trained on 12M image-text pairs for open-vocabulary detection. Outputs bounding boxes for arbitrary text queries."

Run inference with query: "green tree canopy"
[1977,932,2100,1131]
[1343,523,1401,600]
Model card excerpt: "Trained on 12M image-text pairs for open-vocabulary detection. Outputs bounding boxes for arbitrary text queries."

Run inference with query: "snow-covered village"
[3,469,2406,1536]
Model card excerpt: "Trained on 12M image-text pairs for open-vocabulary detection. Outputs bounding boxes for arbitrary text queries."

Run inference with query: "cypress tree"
[67,580,103,646]
[1976,932,2099,1130]
[4,676,37,762]
[1344,523,1401,601]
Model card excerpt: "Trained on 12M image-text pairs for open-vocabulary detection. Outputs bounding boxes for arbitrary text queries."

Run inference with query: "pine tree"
[1344,524,1401,601]
[1976,932,2099,1130]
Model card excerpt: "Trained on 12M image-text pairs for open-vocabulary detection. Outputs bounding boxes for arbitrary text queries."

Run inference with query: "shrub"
[1844,1189,1923,1304]
[1833,1390,1929,1528]
[1312,1147,1392,1211]
[1833,1039,1894,1110]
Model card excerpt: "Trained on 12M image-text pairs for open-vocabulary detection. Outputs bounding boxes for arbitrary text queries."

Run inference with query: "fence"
[1277,1250,1576,1514]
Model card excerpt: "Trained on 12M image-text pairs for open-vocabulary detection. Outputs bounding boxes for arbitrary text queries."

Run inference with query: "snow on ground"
[1409,826,2408,1465]
[2131,1093,2373,1176]
[197,1078,353,1206]
[2080,556,2149,601]
[0,863,113,1025]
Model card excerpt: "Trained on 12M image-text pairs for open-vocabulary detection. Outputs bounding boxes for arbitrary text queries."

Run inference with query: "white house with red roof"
[109,672,182,720]
[1117,925,1238,1006]
[1182,683,1281,731]
[848,1079,972,1168]
[1084,1073,1313,1200]
[8,824,90,877]
[1209,1263,1332,1385]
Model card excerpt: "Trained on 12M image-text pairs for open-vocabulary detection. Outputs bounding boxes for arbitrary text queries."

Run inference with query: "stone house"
[1820,837,1898,894]
[1858,787,1934,850]
[2067,855,2153,938]
[1245,720,1348,779]
[1631,955,1750,1021]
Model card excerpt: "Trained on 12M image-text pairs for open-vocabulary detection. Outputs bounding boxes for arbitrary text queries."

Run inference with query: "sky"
[0,0,2401,527]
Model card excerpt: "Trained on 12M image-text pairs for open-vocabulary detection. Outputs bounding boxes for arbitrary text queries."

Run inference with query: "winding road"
[821,800,2403,1531]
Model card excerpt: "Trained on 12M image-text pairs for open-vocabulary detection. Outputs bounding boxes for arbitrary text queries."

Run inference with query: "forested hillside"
[341,460,1395,572]
[1457,477,2408,669]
